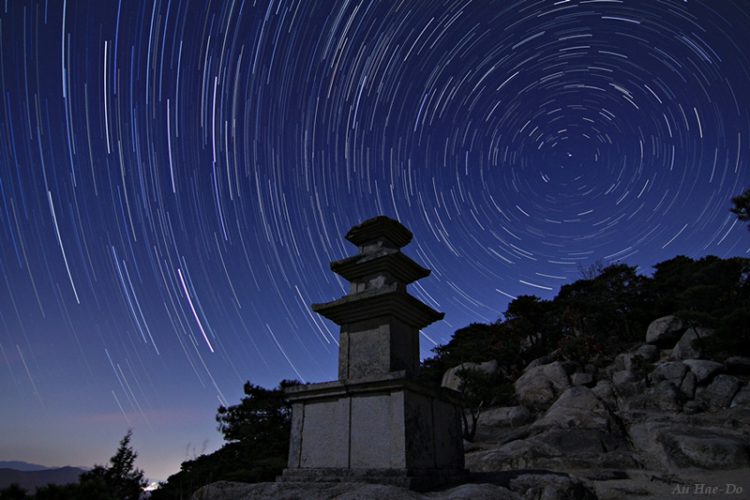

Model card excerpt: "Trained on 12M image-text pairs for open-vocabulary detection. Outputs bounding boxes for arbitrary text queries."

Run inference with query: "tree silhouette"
[151,380,299,499]
[0,483,27,500]
[78,430,146,500]
[731,187,750,229]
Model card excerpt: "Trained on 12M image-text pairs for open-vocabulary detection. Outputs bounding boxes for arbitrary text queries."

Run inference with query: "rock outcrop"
[441,360,498,392]
[465,313,750,499]
[671,327,713,360]
[645,315,684,345]
[514,361,570,410]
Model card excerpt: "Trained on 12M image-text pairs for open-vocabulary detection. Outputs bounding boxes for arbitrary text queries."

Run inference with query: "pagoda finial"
[345,216,413,254]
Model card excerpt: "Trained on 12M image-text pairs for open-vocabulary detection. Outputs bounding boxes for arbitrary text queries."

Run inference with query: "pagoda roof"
[346,216,413,248]
[312,287,444,330]
[330,250,430,284]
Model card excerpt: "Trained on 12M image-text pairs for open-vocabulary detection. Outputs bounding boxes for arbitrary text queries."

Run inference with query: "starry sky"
[1,0,749,483]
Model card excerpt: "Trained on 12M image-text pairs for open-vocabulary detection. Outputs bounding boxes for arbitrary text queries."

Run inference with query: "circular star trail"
[1,0,749,480]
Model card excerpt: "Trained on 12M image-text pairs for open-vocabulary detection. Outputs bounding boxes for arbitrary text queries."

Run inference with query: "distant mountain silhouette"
[0,461,48,471]
[0,466,85,492]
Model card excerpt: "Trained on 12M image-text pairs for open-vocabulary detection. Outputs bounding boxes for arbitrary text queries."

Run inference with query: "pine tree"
[79,430,146,500]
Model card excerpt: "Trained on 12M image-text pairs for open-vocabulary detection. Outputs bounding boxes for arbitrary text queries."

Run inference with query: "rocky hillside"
[460,314,750,499]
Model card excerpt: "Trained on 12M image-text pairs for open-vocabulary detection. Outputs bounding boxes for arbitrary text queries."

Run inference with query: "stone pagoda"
[278,216,466,491]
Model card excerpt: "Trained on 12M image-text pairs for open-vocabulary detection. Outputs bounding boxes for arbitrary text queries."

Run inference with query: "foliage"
[731,187,750,228]
[150,380,299,500]
[557,334,605,364]
[32,483,84,500]
[0,484,27,500]
[554,263,653,343]
[577,259,606,280]
[90,430,147,499]
[503,295,556,363]
[703,308,750,359]
[216,380,299,448]
[456,367,513,441]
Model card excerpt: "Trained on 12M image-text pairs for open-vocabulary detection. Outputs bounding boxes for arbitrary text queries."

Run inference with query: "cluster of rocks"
[459,315,750,499]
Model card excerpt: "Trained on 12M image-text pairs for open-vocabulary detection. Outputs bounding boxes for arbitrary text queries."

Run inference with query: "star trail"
[1,0,749,481]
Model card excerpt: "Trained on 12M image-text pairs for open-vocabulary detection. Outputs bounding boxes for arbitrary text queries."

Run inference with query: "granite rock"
[658,430,750,469]
[629,381,682,411]
[648,362,687,385]
[533,386,613,430]
[480,406,532,427]
[514,362,570,410]
[441,361,497,392]
[701,375,742,408]
[679,371,696,399]
[730,385,750,408]
[645,315,684,346]
[681,359,723,384]
[725,356,750,376]
[571,372,594,386]
[508,473,597,500]
[671,327,713,360]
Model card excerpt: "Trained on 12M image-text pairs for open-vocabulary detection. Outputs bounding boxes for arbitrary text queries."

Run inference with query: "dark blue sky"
[1,0,749,482]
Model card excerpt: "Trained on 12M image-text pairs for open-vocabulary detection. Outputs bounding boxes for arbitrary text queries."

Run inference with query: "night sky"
[1,0,749,482]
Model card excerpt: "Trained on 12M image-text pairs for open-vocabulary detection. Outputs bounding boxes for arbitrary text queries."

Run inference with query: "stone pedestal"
[278,217,466,491]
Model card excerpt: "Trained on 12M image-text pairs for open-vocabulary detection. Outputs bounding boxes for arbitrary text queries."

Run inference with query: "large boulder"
[725,356,750,376]
[649,361,687,385]
[467,438,562,472]
[645,315,684,346]
[591,380,615,403]
[679,371,697,399]
[480,406,532,427]
[671,327,714,360]
[523,349,561,371]
[731,385,750,408]
[616,344,659,373]
[634,343,660,362]
[570,372,594,386]
[700,375,742,408]
[533,387,613,431]
[628,380,683,411]
[514,361,570,410]
[629,422,750,470]
[681,359,723,384]
[611,369,636,388]
[441,360,497,392]
[466,430,632,472]
[658,430,750,469]
[431,484,521,500]
[610,369,645,399]
[508,473,597,500]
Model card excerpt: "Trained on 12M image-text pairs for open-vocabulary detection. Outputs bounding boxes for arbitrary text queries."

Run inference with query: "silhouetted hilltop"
[0,466,85,493]
[0,462,48,472]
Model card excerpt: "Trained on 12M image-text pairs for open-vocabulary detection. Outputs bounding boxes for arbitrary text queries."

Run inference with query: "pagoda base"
[278,373,466,491]
[277,467,468,492]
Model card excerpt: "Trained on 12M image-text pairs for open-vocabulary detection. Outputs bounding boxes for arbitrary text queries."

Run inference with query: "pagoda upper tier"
[312,216,444,331]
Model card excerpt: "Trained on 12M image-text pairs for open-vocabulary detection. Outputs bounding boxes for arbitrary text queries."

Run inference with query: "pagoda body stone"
[278,216,467,491]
